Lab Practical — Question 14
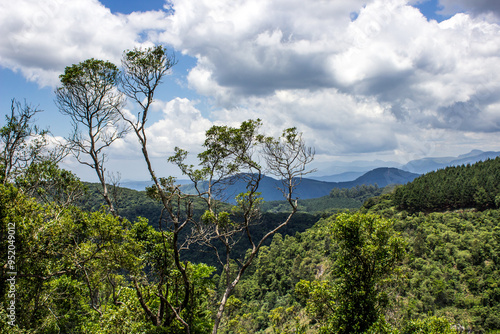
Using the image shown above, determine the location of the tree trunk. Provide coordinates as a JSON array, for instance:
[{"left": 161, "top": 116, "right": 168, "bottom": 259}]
[{"left": 212, "top": 281, "right": 237, "bottom": 334}]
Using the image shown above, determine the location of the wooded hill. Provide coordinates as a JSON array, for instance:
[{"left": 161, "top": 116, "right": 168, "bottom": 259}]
[
  {"left": 70, "top": 158, "right": 500, "bottom": 333},
  {"left": 121, "top": 167, "right": 419, "bottom": 195},
  {"left": 2, "top": 157, "right": 500, "bottom": 333},
  {"left": 219, "top": 158, "right": 500, "bottom": 333},
  {"left": 165, "top": 167, "right": 418, "bottom": 203},
  {"left": 77, "top": 167, "right": 413, "bottom": 223},
  {"left": 391, "top": 157, "right": 500, "bottom": 213}
]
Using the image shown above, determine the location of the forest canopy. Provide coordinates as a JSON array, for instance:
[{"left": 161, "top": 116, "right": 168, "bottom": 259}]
[{"left": 1, "top": 46, "right": 500, "bottom": 333}]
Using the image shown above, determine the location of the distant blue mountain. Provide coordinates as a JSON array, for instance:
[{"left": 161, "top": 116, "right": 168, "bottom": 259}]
[
  {"left": 402, "top": 150, "right": 500, "bottom": 174},
  {"left": 179, "top": 167, "right": 419, "bottom": 203},
  {"left": 120, "top": 150, "right": 498, "bottom": 203},
  {"left": 309, "top": 171, "right": 365, "bottom": 182}
]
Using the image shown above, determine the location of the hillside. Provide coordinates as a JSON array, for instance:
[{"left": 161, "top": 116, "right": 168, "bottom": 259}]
[
  {"left": 308, "top": 171, "right": 365, "bottom": 182},
  {"left": 224, "top": 158, "right": 500, "bottom": 333},
  {"left": 351, "top": 167, "right": 418, "bottom": 187},
  {"left": 181, "top": 167, "right": 419, "bottom": 203},
  {"left": 4, "top": 155, "right": 500, "bottom": 333},
  {"left": 391, "top": 157, "right": 500, "bottom": 213}
]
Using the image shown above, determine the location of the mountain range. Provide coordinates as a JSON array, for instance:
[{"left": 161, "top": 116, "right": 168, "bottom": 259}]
[
  {"left": 309, "top": 149, "right": 500, "bottom": 182},
  {"left": 178, "top": 168, "right": 419, "bottom": 203},
  {"left": 119, "top": 150, "right": 499, "bottom": 202},
  {"left": 401, "top": 149, "right": 500, "bottom": 174}
]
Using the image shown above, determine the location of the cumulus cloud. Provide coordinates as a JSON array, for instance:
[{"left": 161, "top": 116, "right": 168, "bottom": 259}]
[
  {"left": 160, "top": 0, "right": 500, "bottom": 143},
  {"left": 437, "top": 0, "right": 500, "bottom": 17},
  {"left": 76, "top": 97, "right": 214, "bottom": 180},
  {"left": 161, "top": 0, "right": 368, "bottom": 102},
  {"left": 143, "top": 97, "right": 213, "bottom": 156},
  {"left": 2, "top": 0, "right": 500, "bottom": 172},
  {"left": 101, "top": 97, "right": 212, "bottom": 159},
  {"left": 0, "top": 0, "right": 169, "bottom": 87},
  {"left": 209, "top": 88, "right": 398, "bottom": 156}
]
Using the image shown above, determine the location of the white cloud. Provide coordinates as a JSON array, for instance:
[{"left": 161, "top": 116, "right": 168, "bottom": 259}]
[
  {"left": 162, "top": 0, "right": 500, "bottom": 152},
  {"left": 438, "top": 0, "right": 500, "bottom": 18},
  {"left": 209, "top": 88, "right": 398, "bottom": 156},
  {"left": 2, "top": 0, "right": 500, "bottom": 176},
  {"left": 66, "top": 97, "right": 214, "bottom": 181},
  {"left": 143, "top": 97, "right": 213, "bottom": 156},
  {"left": 161, "top": 0, "right": 368, "bottom": 100},
  {"left": 0, "top": 0, "right": 169, "bottom": 87}
]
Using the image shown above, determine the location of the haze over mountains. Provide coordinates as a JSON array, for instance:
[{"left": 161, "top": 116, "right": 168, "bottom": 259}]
[
  {"left": 186, "top": 168, "right": 419, "bottom": 203},
  {"left": 309, "top": 149, "right": 500, "bottom": 181},
  {"left": 120, "top": 150, "right": 500, "bottom": 202},
  {"left": 401, "top": 150, "right": 500, "bottom": 174}
]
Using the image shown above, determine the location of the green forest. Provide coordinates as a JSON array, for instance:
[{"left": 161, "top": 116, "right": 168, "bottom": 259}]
[{"left": 1, "top": 45, "right": 500, "bottom": 334}]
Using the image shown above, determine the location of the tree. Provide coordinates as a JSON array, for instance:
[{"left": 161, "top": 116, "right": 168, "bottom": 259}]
[
  {"left": 297, "top": 213, "right": 405, "bottom": 333},
  {"left": 1, "top": 177, "right": 215, "bottom": 333},
  {"left": 401, "top": 316, "right": 456, "bottom": 334},
  {"left": 1, "top": 99, "right": 44, "bottom": 184},
  {"left": 55, "top": 58, "right": 128, "bottom": 216},
  {"left": 0, "top": 99, "right": 65, "bottom": 185},
  {"left": 16, "top": 160, "right": 85, "bottom": 206},
  {"left": 119, "top": 45, "right": 200, "bottom": 332},
  {"left": 119, "top": 45, "right": 177, "bottom": 185},
  {"left": 330, "top": 213, "right": 405, "bottom": 333},
  {"left": 1, "top": 99, "right": 78, "bottom": 205},
  {"left": 169, "top": 120, "right": 315, "bottom": 334}
]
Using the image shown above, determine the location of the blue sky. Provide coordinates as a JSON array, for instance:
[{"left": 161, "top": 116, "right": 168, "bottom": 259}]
[
  {"left": 1, "top": 0, "right": 500, "bottom": 181},
  {"left": 100, "top": 0, "right": 167, "bottom": 14}
]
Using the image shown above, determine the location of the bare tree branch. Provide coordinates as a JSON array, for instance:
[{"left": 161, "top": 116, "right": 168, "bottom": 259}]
[{"left": 55, "top": 59, "right": 128, "bottom": 216}]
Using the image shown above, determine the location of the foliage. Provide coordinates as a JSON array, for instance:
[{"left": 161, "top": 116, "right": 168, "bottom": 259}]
[
  {"left": 392, "top": 157, "right": 500, "bottom": 212},
  {"left": 4, "top": 149, "right": 500, "bottom": 333},
  {"left": 0, "top": 99, "right": 70, "bottom": 193},
  {"left": 0, "top": 183, "right": 215, "bottom": 333},
  {"left": 120, "top": 45, "right": 176, "bottom": 111},
  {"left": 7, "top": 46, "right": 500, "bottom": 334},
  {"left": 389, "top": 209, "right": 500, "bottom": 332},
  {"left": 401, "top": 316, "right": 456, "bottom": 334},
  {"left": 361, "top": 159, "right": 500, "bottom": 331},
  {"left": 167, "top": 119, "right": 315, "bottom": 333},
  {"left": 220, "top": 207, "right": 500, "bottom": 333},
  {"left": 262, "top": 195, "right": 362, "bottom": 214},
  {"left": 261, "top": 184, "right": 388, "bottom": 214},
  {"left": 17, "top": 160, "right": 86, "bottom": 206},
  {"left": 216, "top": 222, "right": 331, "bottom": 333},
  {"left": 329, "top": 213, "right": 405, "bottom": 333},
  {"left": 330, "top": 184, "right": 383, "bottom": 202},
  {"left": 0, "top": 99, "right": 47, "bottom": 184},
  {"left": 297, "top": 213, "right": 406, "bottom": 334},
  {"left": 56, "top": 58, "right": 128, "bottom": 215}
]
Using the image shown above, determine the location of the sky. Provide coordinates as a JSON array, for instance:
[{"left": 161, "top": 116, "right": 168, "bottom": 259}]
[{"left": 1, "top": 0, "right": 500, "bottom": 181}]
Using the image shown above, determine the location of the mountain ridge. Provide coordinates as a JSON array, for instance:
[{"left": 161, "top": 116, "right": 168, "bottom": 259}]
[
  {"left": 119, "top": 150, "right": 499, "bottom": 202},
  {"left": 311, "top": 150, "right": 500, "bottom": 180},
  {"left": 402, "top": 150, "right": 500, "bottom": 174},
  {"left": 179, "top": 167, "right": 419, "bottom": 203}
]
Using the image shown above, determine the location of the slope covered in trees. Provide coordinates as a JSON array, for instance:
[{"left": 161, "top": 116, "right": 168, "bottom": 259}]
[
  {"left": 392, "top": 157, "right": 500, "bottom": 213},
  {"left": 217, "top": 161, "right": 500, "bottom": 333},
  {"left": 222, "top": 209, "right": 500, "bottom": 333}
]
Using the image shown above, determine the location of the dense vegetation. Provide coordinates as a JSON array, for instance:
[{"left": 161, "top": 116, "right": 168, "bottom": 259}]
[
  {"left": 0, "top": 183, "right": 215, "bottom": 333},
  {"left": 216, "top": 160, "right": 500, "bottom": 333},
  {"left": 261, "top": 184, "right": 386, "bottom": 214},
  {"left": 392, "top": 157, "right": 500, "bottom": 213},
  {"left": 2, "top": 44, "right": 500, "bottom": 333},
  {"left": 4, "top": 156, "right": 500, "bottom": 332}
]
